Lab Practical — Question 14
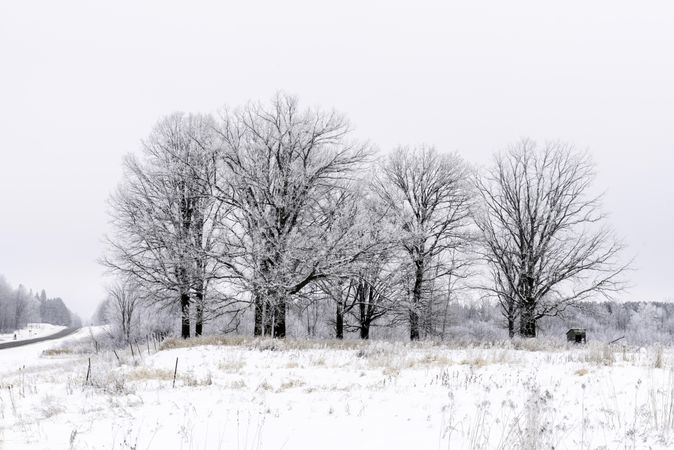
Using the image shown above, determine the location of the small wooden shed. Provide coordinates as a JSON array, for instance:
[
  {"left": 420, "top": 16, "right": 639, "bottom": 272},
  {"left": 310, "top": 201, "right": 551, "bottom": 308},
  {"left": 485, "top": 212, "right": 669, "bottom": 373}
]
[{"left": 566, "top": 328, "right": 587, "bottom": 344}]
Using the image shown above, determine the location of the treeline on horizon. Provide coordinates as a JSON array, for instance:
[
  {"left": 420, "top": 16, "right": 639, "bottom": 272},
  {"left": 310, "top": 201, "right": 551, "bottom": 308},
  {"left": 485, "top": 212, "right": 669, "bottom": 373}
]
[
  {"left": 99, "top": 93, "right": 630, "bottom": 343},
  {"left": 423, "top": 300, "right": 674, "bottom": 346},
  {"left": 0, "top": 275, "right": 81, "bottom": 333}
]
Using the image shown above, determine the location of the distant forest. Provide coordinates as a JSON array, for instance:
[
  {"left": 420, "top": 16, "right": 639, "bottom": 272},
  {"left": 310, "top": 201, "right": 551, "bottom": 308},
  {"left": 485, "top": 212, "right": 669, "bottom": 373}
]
[
  {"left": 0, "top": 275, "right": 80, "bottom": 333},
  {"left": 410, "top": 300, "right": 674, "bottom": 346}
]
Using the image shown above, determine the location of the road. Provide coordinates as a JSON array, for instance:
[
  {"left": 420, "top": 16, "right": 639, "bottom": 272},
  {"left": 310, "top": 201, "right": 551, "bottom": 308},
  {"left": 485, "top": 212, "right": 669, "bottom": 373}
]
[{"left": 0, "top": 327, "right": 80, "bottom": 350}]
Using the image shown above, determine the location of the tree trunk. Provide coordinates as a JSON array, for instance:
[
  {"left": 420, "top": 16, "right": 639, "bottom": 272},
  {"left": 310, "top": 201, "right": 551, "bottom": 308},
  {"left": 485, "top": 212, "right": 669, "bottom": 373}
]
[
  {"left": 263, "top": 299, "right": 274, "bottom": 336},
  {"left": 519, "top": 303, "right": 536, "bottom": 338},
  {"left": 125, "top": 311, "right": 132, "bottom": 342},
  {"left": 193, "top": 211, "right": 205, "bottom": 337},
  {"left": 273, "top": 300, "right": 286, "bottom": 338},
  {"left": 121, "top": 309, "right": 128, "bottom": 342},
  {"left": 508, "top": 317, "right": 515, "bottom": 338},
  {"left": 506, "top": 298, "right": 517, "bottom": 339},
  {"left": 195, "top": 291, "right": 204, "bottom": 337},
  {"left": 180, "top": 291, "right": 191, "bottom": 339},
  {"left": 335, "top": 300, "right": 344, "bottom": 339},
  {"left": 410, "top": 259, "right": 424, "bottom": 341},
  {"left": 254, "top": 293, "right": 264, "bottom": 336},
  {"left": 441, "top": 274, "right": 452, "bottom": 340},
  {"left": 306, "top": 306, "right": 314, "bottom": 337},
  {"left": 409, "top": 310, "right": 420, "bottom": 341},
  {"left": 360, "top": 322, "right": 370, "bottom": 340}
]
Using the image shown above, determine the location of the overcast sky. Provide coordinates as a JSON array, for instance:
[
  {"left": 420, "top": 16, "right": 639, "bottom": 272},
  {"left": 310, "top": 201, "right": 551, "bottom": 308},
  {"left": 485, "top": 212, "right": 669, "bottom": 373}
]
[{"left": 1, "top": 1, "right": 672, "bottom": 320}]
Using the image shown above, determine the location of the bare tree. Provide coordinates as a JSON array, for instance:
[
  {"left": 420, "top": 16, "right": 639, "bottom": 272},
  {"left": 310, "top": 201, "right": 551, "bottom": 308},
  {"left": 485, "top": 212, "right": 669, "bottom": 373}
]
[
  {"left": 102, "top": 113, "right": 224, "bottom": 338},
  {"left": 348, "top": 259, "right": 404, "bottom": 339},
  {"left": 345, "top": 209, "right": 404, "bottom": 340},
  {"left": 211, "top": 93, "right": 372, "bottom": 338},
  {"left": 315, "top": 188, "right": 395, "bottom": 339},
  {"left": 474, "top": 139, "right": 627, "bottom": 337},
  {"left": 319, "top": 258, "right": 401, "bottom": 341},
  {"left": 106, "top": 278, "right": 142, "bottom": 343},
  {"left": 373, "top": 146, "right": 473, "bottom": 340},
  {"left": 425, "top": 249, "right": 474, "bottom": 339},
  {"left": 318, "top": 278, "right": 355, "bottom": 339}
]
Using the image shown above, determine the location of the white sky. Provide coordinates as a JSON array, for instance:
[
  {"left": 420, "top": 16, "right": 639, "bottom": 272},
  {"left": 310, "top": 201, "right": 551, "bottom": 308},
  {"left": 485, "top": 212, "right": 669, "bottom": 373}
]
[{"left": 1, "top": 1, "right": 672, "bottom": 320}]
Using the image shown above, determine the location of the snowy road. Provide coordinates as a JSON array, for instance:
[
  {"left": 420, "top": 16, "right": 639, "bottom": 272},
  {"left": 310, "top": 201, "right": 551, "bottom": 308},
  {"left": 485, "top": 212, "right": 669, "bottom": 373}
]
[
  {"left": 0, "top": 327, "right": 91, "bottom": 376},
  {"left": 0, "top": 327, "right": 79, "bottom": 350}
]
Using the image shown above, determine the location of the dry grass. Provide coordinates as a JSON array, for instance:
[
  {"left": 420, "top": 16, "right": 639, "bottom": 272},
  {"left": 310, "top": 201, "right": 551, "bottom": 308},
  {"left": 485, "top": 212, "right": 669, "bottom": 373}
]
[
  {"left": 40, "top": 394, "right": 64, "bottom": 418},
  {"left": 159, "top": 335, "right": 376, "bottom": 352},
  {"left": 251, "top": 338, "right": 370, "bottom": 352},
  {"left": 310, "top": 355, "right": 326, "bottom": 366},
  {"left": 159, "top": 335, "right": 249, "bottom": 350},
  {"left": 575, "top": 368, "right": 589, "bottom": 376},
  {"left": 583, "top": 345, "right": 616, "bottom": 366},
  {"left": 184, "top": 373, "right": 213, "bottom": 387},
  {"left": 355, "top": 343, "right": 392, "bottom": 359},
  {"left": 460, "top": 357, "right": 488, "bottom": 368},
  {"left": 383, "top": 366, "right": 401, "bottom": 377},
  {"left": 510, "top": 337, "right": 566, "bottom": 352},
  {"left": 278, "top": 379, "right": 306, "bottom": 391},
  {"left": 225, "top": 379, "right": 247, "bottom": 389},
  {"left": 158, "top": 335, "right": 587, "bottom": 363},
  {"left": 127, "top": 367, "right": 175, "bottom": 381},
  {"left": 126, "top": 367, "right": 214, "bottom": 387},
  {"left": 42, "top": 348, "right": 73, "bottom": 357},
  {"left": 217, "top": 359, "right": 245, "bottom": 372},
  {"left": 414, "top": 353, "right": 454, "bottom": 367},
  {"left": 256, "top": 380, "right": 273, "bottom": 391},
  {"left": 91, "top": 372, "right": 135, "bottom": 395}
]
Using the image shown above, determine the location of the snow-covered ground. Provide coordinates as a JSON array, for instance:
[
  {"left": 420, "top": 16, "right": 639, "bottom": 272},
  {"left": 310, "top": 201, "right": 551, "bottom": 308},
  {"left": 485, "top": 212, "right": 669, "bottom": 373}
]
[
  {"left": 0, "top": 323, "right": 66, "bottom": 343},
  {"left": 2, "top": 331, "right": 674, "bottom": 449},
  {"left": 0, "top": 327, "right": 95, "bottom": 378}
]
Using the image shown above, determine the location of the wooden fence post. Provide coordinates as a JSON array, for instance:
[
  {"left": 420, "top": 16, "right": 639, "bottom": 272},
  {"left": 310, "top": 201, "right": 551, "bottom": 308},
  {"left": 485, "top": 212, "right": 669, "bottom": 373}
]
[
  {"left": 84, "top": 358, "right": 91, "bottom": 386},
  {"left": 172, "top": 357, "right": 179, "bottom": 388}
]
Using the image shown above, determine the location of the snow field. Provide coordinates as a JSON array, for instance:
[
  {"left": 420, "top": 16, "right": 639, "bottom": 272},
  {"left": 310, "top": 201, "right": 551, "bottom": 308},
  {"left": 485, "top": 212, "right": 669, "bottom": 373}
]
[{"left": 2, "top": 332, "right": 674, "bottom": 449}]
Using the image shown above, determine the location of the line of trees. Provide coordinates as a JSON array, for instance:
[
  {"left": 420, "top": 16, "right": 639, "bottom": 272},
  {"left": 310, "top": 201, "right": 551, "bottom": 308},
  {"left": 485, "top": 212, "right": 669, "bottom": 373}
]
[
  {"left": 0, "top": 276, "right": 79, "bottom": 332},
  {"left": 101, "top": 94, "right": 626, "bottom": 341}
]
